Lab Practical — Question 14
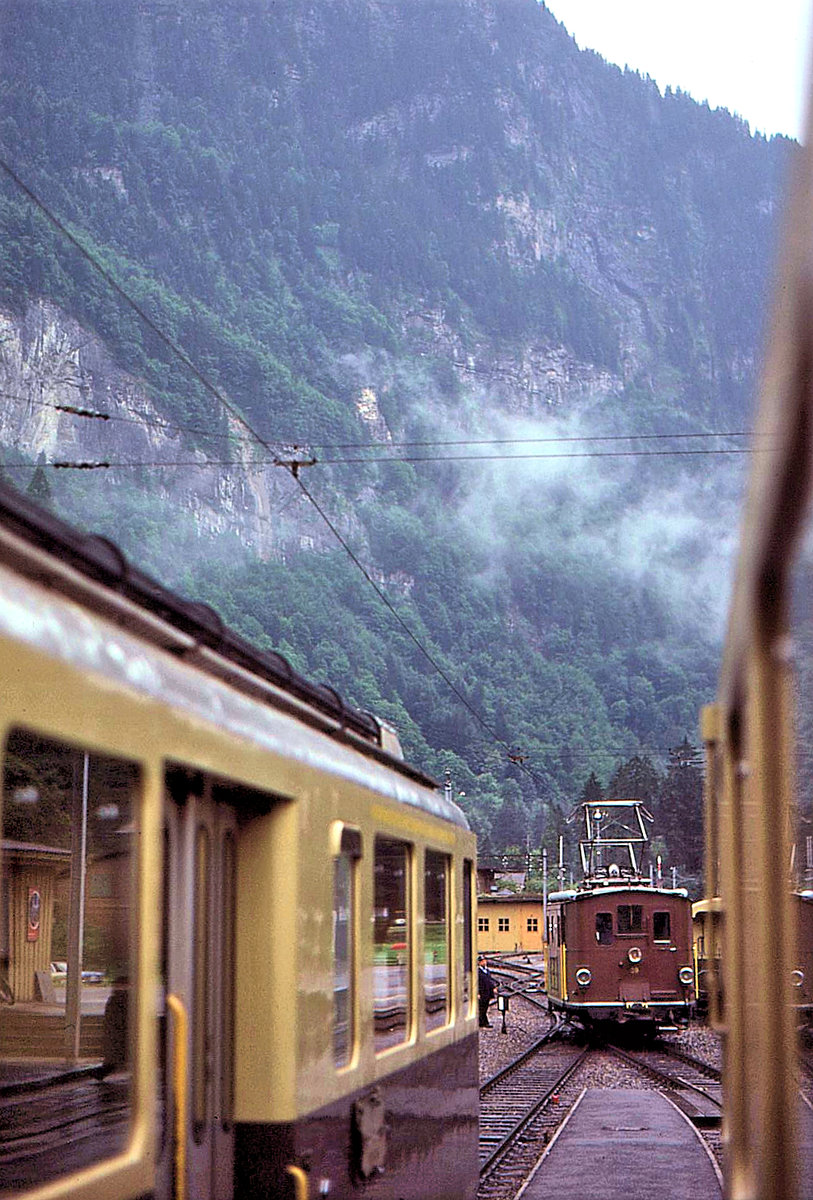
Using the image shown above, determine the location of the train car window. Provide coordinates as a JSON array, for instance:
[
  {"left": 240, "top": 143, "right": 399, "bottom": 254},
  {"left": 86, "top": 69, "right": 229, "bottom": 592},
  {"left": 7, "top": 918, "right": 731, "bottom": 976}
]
[
  {"left": 616, "top": 904, "right": 643, "bottom": 934},
  {"left": 373, "top": 837, "right": 411, "bottom": 1052},
  {"left": 424, "top": 851, "right": 449, "bottom": 1032},
  {"left": 462, "top": 859, "right": 473, "bottom": 1007},
  {"left": 596, "top": 912, "right": 613, "bottom": 944},
  {"left": 333, "top": 828, "right": 361, "bottom": 1068},
  {"left": 0, "top": 728, "right": 139, "bottom": 1190},
  {"left": 192, "top": 824, "right": 211, "bottom": 1144},
  {"left": 653, "top": 911, "right": 671, "bottom": 942}
]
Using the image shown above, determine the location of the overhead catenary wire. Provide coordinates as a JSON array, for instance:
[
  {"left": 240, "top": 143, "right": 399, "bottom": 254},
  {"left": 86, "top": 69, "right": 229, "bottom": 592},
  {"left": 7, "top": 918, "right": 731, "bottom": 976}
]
[
  {"left": 0, "top": 157, "right": 280, "bottom": 459},
  {"left": 1, "top": 155, "right": 553, "bottom": 780},
  {"left": 0, "top": 388, "right": 759, "bottom": 448},
  {"left": 0, "top": 156, "right": 713, "bottom": 785},
  {"left": 2, "top": 445, "right": 760, "bottom": 471}
]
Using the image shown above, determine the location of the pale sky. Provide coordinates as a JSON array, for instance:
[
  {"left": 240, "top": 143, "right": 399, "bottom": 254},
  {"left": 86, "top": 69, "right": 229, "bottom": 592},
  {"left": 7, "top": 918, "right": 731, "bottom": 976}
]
[{"left": 544, "top": 0, "right": 813, "bottom": 141}]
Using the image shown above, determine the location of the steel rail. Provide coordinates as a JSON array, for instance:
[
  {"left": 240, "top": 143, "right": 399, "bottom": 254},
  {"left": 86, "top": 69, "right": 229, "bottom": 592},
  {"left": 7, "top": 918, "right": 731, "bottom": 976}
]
[
  {"left": 607, "top": 1044, "right": 723, "bottom": 1123},
  {"left": 479, "top": 1041, "right": 589, "bottom": 1182}
]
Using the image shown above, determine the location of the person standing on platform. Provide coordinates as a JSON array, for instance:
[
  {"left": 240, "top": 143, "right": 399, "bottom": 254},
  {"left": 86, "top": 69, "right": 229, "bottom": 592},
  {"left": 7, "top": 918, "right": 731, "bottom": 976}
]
[{"left": 478, "top": 957, "right": 497, "bottom": 1028}]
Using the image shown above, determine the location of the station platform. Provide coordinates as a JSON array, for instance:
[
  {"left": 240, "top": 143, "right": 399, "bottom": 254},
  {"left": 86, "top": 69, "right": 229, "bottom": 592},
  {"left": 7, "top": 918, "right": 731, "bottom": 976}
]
[{"left": 518, "top": 1088, "right": 722, "bottom": 1200}]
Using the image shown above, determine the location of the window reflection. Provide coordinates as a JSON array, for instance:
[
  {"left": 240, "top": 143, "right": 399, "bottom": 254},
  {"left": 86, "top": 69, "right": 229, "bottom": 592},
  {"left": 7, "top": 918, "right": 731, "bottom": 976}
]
[
  {"left": 0, "top": 729, "right": 139, "bottom": 1191},
  {"left": 424, "top": 851, "right": 449, "bottom": 1032},
  {"left": 374, "top": 837, "right": 410, "bottom": 1052},
  {"left": 333, "top": 852, "right": 353, "bottom": 1066}
]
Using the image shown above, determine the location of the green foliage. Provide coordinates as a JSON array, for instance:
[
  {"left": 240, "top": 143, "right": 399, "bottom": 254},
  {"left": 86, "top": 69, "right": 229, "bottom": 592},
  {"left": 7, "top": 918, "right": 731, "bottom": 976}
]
[{"left": 0, "top": 0, "right": 784, "bottom": 877}]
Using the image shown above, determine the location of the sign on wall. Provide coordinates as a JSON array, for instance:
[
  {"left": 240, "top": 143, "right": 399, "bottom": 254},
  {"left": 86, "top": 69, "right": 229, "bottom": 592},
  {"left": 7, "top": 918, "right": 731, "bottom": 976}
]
[{"left": 27, "top": 887, "right": 41, "bottom": 942}]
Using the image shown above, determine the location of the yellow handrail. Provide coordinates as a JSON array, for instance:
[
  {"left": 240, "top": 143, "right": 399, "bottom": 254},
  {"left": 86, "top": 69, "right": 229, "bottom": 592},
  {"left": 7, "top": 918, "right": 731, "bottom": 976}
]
[
  {"left": 286, "top": 1164, "right": 309, "bottom": 1199},
  {"left": 167, "top": 993, "right": 188, "bottom": 1200}
]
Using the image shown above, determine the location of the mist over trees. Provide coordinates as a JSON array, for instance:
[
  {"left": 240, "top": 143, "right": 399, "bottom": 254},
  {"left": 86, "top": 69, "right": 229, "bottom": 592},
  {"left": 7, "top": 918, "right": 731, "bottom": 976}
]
[{"left": 0, "top": 0, "right": 790, "bottom": 863}]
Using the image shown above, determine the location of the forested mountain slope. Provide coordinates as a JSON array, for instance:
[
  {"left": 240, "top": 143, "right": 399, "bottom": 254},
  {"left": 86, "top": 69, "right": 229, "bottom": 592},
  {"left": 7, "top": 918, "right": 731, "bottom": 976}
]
[{"left": 0, "top": 0, "right": 793, "bottom": 869}]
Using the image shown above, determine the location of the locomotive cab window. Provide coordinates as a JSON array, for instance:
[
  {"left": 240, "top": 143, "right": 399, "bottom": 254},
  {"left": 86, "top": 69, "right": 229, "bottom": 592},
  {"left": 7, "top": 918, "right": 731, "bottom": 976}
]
[
  {"left": 374, "top": 837, "right": 411, "bottom": 1052},
  {"left": 653, "top": 911, "right": 671, "bottom": 942},
  {"left": 332, "top": 825, "right": 361, "bottom": 1068},
  {"left": 0, "top": 728, "right": 140, "bottom": 1191},
  {"left": 596, "top": 912, "right": 613, "bottom": 944},
  {"left": 424, "top": 850, "right": 449, "bottom": 1032},
  {"left": 617, "top": 904, "right": 643, "bottom": 934}
]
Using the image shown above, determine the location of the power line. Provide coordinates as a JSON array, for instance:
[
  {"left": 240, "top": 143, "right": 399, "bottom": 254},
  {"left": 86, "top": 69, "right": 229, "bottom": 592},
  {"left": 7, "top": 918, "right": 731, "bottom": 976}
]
[
  {"left": 0, "top": 157, "right": 279, "bottom": 458},
  {"left": 289, "top": 471, "right": 552, "bottom": 791},
  {"left": 1, "top": 388, "right": 757, "bottom": 453},
  {"left": 0, "top": 158, "right": 719, "bottom": 787},
  {"left": 0, "top": 156, "right": 549, "bottom": 779},
  {"left": 1, "top": 445, "right": 759, "bottom": 471},
  {"left": 316, "top": 447, "right": 757, "bottom": 463}
]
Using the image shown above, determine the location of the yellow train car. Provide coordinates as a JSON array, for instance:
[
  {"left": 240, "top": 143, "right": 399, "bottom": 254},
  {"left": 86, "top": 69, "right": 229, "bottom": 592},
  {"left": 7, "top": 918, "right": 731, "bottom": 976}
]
[
  {"left": 691, "top": 896, "right": 723, "bottom": 1016},
  {"left": 701, "top": 48, "right": 813, "bottom": 1198},
  {"left": 476, "top": 893, "right": 544, "bottom": 954},
  {"left": 0, "top": 484, "right": 479, "bottom": 1200}
]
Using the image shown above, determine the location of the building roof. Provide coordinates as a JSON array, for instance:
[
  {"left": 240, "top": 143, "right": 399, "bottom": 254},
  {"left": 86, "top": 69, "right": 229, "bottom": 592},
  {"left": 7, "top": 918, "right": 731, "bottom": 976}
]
[{"left": 477, "top": 892, "right": 543, "bottom": 904}]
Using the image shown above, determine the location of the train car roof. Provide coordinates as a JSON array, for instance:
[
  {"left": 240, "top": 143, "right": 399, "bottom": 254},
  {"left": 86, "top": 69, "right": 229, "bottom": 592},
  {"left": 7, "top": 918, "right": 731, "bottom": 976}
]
[
  {"left": 549, "top": 885, "right": 689, "bottom": 902},
  {"left": 0, "top": 482, "right": 471, "bottom": 829}
]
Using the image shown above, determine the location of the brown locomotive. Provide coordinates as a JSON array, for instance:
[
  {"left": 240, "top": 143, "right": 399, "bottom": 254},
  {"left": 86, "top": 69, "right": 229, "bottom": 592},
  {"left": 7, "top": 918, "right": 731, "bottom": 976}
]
[{"left": 546, "top": 800, "right": 695, "bottom": 1031}]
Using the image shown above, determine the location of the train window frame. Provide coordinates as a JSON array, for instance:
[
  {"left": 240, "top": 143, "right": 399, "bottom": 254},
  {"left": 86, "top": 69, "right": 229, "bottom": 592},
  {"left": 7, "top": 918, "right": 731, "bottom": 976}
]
[
  {"left": 596, "top": 912, "right": 613, "bottom": 945},
  {"left": 424, "top": 849, "right": 450, "bottom": 1034},
  {"left": 373, "top": 835, "right": 412, "bottom": 1055},
  {"left": 0, "top": 727, "right": 142, "bottom": 1190},
  {"left": 219, "top": 829, "right": 237, "bottom": 1129},
  {"left": 653, "top": 911, "right": 671, "bottom": 943},
  {"left": 192, "top": 822, "right": 212, "bottom": 1145},
  {"left": 330, "top": 822, "right": 361, "bottom": 1071},
  {"left": 462, "top": 858, "right": 474, "bottom": 1012},
  {"left": 616, "top": 904, "right": 643, "bottom": 935}
]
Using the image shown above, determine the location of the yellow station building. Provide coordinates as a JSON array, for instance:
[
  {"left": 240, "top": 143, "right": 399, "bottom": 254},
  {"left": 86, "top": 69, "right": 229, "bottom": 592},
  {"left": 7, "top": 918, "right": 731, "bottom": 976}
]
[{"left": 476, "top": 893, "right": 544, "bottom": 954}]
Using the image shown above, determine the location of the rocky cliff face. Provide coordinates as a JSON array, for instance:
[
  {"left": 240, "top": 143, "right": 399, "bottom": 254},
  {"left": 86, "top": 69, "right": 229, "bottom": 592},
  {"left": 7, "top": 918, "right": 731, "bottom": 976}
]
[
  {"left": 0, "top": 0, "right": 791, "bottom": 551},
  {"left": 0, "top": 299, "right": 286, "bottom": 554}
]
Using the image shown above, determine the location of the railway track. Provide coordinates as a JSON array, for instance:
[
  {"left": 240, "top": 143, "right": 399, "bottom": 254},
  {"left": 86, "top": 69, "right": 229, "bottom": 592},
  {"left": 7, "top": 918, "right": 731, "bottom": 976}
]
[
  {"left": 485, "top": 955, "right": 548, "bottom": 1013},
  {"left": 478, "top": 1024, "right": 588, "bottom": 1199},
  {"left": 606, "top": 1041, "right": 723, "bottom": 1127}
]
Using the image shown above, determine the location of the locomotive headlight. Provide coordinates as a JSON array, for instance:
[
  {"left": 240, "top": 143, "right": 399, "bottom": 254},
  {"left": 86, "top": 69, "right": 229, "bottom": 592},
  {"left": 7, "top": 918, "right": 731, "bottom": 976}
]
[
  {"left": 627, "top": 946, "right": 642, "bottom": 964},
  {"left": 791, "top": 969, "right": 805, "bottom": 988},
  {"left": 575, "top": 967, "right": 592, "bottom": 987},
  {"left": 679, "top": 966, "right": 694, "bottom": 986}
]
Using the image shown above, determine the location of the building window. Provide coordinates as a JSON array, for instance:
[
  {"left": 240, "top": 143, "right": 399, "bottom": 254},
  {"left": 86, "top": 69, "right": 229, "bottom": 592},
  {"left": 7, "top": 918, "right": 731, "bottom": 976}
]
[
  {"left": 527, "top": 917, "right": 538, "bottom": 932},
  {"left": 653, "top": 911, "right": 671, "bottom": 942},
  {"left": 478, "top": 917, "right": 489, "bottom": 932},
  {"left": 498, "top": 917, "right": 510, "bottom": 932}
]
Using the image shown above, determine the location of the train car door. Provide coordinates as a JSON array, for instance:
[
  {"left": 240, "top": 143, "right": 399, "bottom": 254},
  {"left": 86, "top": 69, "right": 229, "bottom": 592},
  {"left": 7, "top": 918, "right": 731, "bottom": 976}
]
[{"left": 162, "top": 768, "right": 237, "bottom": 1200}]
